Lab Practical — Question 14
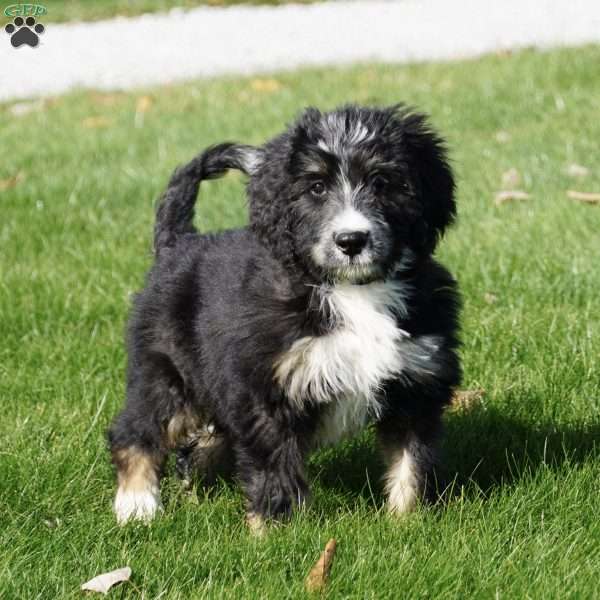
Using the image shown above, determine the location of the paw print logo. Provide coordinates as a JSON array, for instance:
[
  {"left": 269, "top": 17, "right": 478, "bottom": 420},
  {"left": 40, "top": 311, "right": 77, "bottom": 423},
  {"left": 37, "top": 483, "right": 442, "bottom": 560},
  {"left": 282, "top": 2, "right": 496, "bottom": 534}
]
[{"left": 5, "top": 16, "right": 45, "bottom": 48}]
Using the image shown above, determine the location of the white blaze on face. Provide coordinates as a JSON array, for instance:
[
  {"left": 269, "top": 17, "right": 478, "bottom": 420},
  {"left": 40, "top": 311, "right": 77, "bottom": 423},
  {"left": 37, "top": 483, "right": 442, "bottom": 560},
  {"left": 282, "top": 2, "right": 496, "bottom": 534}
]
[
  {"left": 331, "top": 205, "right": 371, "bottom": 235},
  {"left": 311, "top": 203, "right": 374, "bottom": 271},
  {"left": 317, "top": 118, "right": 375, "bottom": 154},
  {"left": 311, "top": 124, "right": 377, "bottom": 276}
]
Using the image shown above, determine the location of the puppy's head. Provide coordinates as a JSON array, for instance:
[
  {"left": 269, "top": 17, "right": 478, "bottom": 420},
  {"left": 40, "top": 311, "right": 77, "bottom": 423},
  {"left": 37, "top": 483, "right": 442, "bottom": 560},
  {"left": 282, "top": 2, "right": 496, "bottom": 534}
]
[{"left": 248, "top": 105, "right": 455, "bottom": 284}]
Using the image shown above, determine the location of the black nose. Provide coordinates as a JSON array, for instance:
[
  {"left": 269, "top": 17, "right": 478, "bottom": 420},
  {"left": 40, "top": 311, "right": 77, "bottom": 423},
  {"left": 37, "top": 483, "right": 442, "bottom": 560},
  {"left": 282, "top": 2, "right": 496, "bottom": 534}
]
[{"left": 334, "top": 230, "right": 370, "bottom": 256}]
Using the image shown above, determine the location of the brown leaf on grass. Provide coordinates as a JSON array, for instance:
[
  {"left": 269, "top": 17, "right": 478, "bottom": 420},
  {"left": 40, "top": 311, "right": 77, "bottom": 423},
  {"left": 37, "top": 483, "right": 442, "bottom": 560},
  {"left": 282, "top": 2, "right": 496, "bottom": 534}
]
[
  {"left": 134, "top": 96, "right": 153, "bottom": 128},
  {"left": 494, "top": 190, "right": 530, "bottom": 205},
  {"left": 566, "top": 163, "right": 589, "bottom": 178},
  {"left": 450, "top": 389, "right": 485, "bottom": 413},
  {"left": 136, "top": 95, "right": 153, "bottom": 114},
  {"left": 567, "top": 190, "right": 600, "bottom": 205},
  {"left": 90, "top": 92, "right": 123, "bottom": 107},
  {"left": 305, "top": 538, "right": 337, "bottom": 593},
  {"left": 82, "top": 116, "right": 114, "bottom": 129},
  {"left": 250, "top": 78, "right": 282, "bottom": 93},
  {"left": 81, "top": 567, "right": 131, "bottom": 595},
  {"left": 501, "top": 168, "right": 521, "bottom": 189},
  {"left": 0, "top": 171, "right": 25, "bottom": 191}
]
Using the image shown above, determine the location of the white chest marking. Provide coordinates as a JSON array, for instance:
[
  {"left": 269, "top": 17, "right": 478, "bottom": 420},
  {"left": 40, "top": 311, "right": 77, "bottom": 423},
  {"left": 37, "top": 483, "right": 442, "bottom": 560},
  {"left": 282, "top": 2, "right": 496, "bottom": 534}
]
[{"left": 275, "top": 281, "right": 416, "bottom": 445}]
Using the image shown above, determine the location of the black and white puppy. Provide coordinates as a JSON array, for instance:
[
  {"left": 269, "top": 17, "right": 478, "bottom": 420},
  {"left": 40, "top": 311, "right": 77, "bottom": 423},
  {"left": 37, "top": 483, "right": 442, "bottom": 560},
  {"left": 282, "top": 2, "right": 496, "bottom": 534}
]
[{"left": 108, "top": 105, "right": 461, "bottom": 528}]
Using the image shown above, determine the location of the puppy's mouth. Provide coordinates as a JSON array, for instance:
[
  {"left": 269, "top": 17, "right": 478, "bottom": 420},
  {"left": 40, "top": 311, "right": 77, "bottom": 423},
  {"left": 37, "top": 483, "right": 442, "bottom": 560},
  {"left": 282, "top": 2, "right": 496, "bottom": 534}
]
[
  {"left": 311, "top": 240, "right": 389, "bottom": 284},
  {"left": 325, "top": 257, "right": 384, "bottom": 285},
  {"left": 310, "top": 211, "right": 394, "bottom": 284},
  {"left": 318, "top": 247, "right": 416, "bottom": 285}
]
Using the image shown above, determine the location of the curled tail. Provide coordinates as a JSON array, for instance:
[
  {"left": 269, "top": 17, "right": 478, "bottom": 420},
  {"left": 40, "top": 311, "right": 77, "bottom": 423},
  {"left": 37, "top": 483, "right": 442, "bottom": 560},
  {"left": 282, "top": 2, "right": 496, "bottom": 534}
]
[{"left": 154, "top": 142, "right": 262, "bottom": 254}]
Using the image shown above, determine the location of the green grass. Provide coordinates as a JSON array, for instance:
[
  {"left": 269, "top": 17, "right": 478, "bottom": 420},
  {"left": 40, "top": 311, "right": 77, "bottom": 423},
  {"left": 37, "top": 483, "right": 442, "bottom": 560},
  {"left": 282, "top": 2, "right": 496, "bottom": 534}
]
[
  {"left": 37, "top": 0, "right": 314, "bottom": 23},
  {"left": 1, "top": 46, "right": 600, "bottom": 599}
]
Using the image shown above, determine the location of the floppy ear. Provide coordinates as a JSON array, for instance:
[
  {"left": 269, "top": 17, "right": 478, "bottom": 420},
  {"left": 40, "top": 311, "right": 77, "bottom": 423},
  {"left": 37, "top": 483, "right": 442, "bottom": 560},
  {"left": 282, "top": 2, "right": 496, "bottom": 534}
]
[
  {"left": 248, "top": 108, "right": 325, "bottom": 273},
  {"left": 400, "top": 111, "right": 456, "bottom": 254},
  {"left": 247, "top": 133, "right": 298, "bottom": 270}
]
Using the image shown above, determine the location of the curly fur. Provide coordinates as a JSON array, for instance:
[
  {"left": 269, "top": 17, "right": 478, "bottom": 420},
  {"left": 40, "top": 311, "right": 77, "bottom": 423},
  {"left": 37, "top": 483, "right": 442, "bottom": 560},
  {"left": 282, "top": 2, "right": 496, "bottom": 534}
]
[{"left": 108, "top": 104, "right": 461, "bottom": 525}]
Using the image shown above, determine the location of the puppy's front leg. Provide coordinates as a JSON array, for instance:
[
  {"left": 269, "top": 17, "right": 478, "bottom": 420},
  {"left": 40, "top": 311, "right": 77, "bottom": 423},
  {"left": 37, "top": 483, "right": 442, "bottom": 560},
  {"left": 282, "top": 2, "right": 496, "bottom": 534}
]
[
  {"left": 377, "top": 416, "right": 441, "bottom": 515},
  {"left": 235, "top": 411, "right": 309, "bottom": 528}
]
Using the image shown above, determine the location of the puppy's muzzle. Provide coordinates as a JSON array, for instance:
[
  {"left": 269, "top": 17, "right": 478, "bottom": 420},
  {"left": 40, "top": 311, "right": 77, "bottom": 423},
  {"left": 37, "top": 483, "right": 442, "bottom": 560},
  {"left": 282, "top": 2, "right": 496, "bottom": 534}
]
[{"left": 333, "top": 230, "right": 370, "bottom": 257}]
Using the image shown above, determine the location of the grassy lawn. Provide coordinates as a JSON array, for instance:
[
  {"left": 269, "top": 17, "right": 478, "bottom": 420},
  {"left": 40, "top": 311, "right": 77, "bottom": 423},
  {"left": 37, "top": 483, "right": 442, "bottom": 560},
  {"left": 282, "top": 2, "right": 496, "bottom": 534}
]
[
  {"left": 37, "top": 0, "right": 314, "bottom": 23},
  {"left": 1, "top": 46, "right": 600, "bottom": 598}
]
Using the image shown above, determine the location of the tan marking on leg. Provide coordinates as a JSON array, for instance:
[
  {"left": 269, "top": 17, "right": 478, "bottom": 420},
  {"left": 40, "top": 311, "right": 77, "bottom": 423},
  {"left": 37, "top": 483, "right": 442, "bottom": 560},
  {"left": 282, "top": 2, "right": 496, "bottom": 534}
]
[
  {"left": 166, "top": 406, "right": 202, "bottom": 449},
  {"left": 113, "top": 447, "right": 162, "bottom": 525},
  {"left": 186, "top": 429, "right": 233, "bottom": 483}
]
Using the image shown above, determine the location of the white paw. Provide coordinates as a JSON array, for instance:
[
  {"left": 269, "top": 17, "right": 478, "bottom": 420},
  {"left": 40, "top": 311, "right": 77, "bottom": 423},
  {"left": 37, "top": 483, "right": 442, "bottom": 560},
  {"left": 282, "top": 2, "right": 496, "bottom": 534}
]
[
  {"left": 384, "top": 445, "right": 420, "bottom": 515},
  {"left": 114, "top": 485, "right": 162, "bottom": 525},
  {"left": 246, "top": 512, "right": 268, "bottom": 538},
  {"left": 386, "top": 485, "right": 418, "bottom": 515}
]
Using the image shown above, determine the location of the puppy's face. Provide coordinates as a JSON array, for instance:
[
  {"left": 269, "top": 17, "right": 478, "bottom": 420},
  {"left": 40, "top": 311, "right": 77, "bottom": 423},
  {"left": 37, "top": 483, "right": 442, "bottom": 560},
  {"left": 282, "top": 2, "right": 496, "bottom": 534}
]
[
  {"left": 288, "top": 112, "right": 415, "bottom": 284},
  {"left": 249, "top": 106, "right": 455, "bottom": 284}
]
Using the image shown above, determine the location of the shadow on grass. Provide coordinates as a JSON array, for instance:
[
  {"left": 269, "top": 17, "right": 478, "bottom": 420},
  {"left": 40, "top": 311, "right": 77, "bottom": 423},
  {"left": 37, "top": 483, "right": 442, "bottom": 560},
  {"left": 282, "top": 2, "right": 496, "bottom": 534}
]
[
  {"left": 179, "top": 402, "right": 599, "bottom": 512},
  {"left": 309, "top": 405, "right": 600, "bottom": 505}
]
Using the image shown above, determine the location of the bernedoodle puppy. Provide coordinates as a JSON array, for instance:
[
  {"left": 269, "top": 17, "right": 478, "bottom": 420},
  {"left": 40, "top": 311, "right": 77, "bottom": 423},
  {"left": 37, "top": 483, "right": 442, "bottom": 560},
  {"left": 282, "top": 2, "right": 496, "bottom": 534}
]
[{"left": 108, "top": 104, "right": 461, "bottom": 530}]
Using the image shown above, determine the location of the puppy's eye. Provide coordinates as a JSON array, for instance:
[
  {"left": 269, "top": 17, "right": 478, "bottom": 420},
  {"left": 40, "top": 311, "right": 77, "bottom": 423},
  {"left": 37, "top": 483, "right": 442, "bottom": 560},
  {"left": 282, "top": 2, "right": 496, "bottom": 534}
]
[
  {"left": 310, "top": 181, "right": 327, "bottom": 197},
  {"left": 371, "top": 174, "right": 389, "bottom": 193}
]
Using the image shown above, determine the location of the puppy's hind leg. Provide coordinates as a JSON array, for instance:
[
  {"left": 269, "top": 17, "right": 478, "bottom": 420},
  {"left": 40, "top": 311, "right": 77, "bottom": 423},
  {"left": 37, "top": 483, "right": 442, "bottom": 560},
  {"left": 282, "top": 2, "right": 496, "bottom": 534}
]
[
  {"left": 108, "top": 354, "right": 184, "bottom": 524},
  {"left": 175, "top": 424, "right": 235, "bottom": 488}
]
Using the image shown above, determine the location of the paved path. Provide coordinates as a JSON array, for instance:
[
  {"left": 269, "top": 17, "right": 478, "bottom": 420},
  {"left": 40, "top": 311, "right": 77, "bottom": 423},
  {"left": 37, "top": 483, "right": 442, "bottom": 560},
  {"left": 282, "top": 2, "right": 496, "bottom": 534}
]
[{"left": 1, "top": 0, "right": 598, "bottom": 101}]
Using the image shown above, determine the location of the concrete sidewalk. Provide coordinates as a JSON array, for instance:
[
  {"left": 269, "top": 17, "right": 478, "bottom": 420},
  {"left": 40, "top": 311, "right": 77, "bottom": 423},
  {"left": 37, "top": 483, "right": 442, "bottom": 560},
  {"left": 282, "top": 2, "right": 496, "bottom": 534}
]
[{"left": 0, "top": 0, "right": 598, "bottom": 101}]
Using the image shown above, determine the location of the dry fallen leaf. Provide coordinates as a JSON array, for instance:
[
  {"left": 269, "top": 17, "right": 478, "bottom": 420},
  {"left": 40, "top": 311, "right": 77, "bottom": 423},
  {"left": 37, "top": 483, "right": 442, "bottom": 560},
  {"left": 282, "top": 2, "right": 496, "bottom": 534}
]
[
  {"left": 134, "top": 95, "right": 153, "bottom": 128},
  {"left": 567, "top": 190, "right": 600, "bottom": 205},
  {"left": 566, "top": 163, "right": 589, "bottom": 178},
  {"left": 90, "top": 92, "right": 122, "bottom": 107},
  {"left": 305, "top": 538, "right": 337, "bottom": 593},
  {"left": 501, "top": 168, "right": 521, "bottom": 189},
  {"left": 494, "top": 190, "right": 530, "bottom": 205},
  {"left": 136, "top": 95, "right": 153, "bottom": 114},
  {"left": 450, "top": 389, "right": 485, "bottom": 413},
  {"left": 82, "top": 116, "right": 113, "bottom": 129},
  {"left": 0, "top": 171, "right": 24, "bottom": 191},
  {"left": 43, "top": 517, "right": 61, "bottom": 529},
  {"left": 81, "top": 567, "right": 131, "bottom": 595},
  {"left": 250, "top": 78, "right": 282, "bottom": 93}
]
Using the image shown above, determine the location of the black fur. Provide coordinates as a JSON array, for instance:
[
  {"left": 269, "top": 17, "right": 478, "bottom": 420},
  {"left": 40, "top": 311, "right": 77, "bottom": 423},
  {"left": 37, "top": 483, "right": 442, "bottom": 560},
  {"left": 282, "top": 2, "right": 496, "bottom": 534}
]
[{"left": 108, "top": 105, "right": 461, "bottom": 522}]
